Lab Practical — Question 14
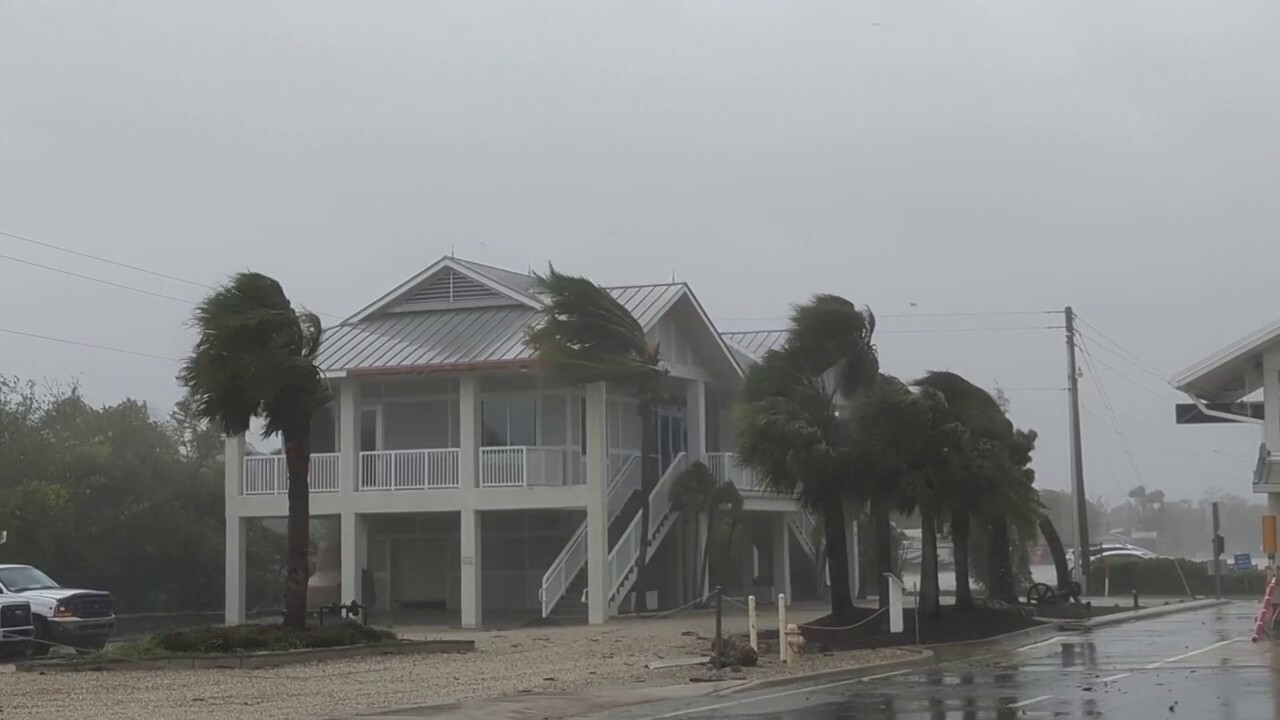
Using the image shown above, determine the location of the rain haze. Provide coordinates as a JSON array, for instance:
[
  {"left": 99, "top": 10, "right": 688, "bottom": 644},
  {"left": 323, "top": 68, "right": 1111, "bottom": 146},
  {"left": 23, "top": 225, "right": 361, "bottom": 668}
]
[{"left": 2, "top": 0, "right": 1277, "bottom": 505}]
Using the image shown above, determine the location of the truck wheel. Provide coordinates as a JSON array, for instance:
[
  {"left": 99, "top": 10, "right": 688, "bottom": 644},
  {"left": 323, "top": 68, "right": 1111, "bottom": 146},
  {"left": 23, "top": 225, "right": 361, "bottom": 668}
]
[{"left": 26, "top": 618, "right": 52, "bottom": 657}]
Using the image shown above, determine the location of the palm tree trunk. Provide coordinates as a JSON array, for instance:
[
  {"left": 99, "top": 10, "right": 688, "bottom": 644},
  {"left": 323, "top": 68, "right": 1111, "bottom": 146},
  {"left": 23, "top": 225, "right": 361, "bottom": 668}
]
[
  {"left": 920, "top": 509, "right": 941, "bottom": 617},
  {"left": 722, "top": 512, "right": 739, "bottom": 587},
  {"left": 1039, "top": 516, "right": 1072, "bottom": 590},
  {"left": 822, "top": 502, "right": 855, "bottom": 618},
  {"left": 700, "top": 508, "right": 715, "bottom": 598},
  {"left": 873, "top": 503, "right": 893, "bottom": 609},
  {"left": 952, "top": 510, "right": 973, "bottom": 610},
  {"left": 987, "top": 519, "right": 1018, "bottom": 604},
  {"left": 282, "top": 424, "right": 312, "bottom": 630},
  {"left": 635, "top": 397, "right": 657, "bottom": 612}
]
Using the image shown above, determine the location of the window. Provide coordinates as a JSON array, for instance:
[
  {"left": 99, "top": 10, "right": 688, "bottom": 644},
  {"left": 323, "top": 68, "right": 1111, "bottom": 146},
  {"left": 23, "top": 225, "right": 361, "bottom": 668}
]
[
  {"left": 360, "top": 408, "right": 380, "bottom": 451},
  {"left": 310, "top": 405, "right": 337, "bottom": 454},
  {"left": 481, "top": 398, "right": 537, "bottom": 446}
]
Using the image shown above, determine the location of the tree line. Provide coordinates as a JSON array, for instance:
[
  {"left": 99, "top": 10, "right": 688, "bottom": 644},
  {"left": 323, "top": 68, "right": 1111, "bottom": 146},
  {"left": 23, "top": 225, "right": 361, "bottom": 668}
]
[{"left": 0, "top": 379, "right": 286, "bottom": 613}]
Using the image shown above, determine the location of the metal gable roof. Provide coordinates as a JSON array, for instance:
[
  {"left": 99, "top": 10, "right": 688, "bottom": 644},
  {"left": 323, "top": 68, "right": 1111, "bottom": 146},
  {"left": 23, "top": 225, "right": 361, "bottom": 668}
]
[
  {"left": 320, "top": 280, "right": 698, "bottom": 374},
  {"left": 1174, "top": 317, "right": 1280, "bottom": 401},
  {"left": 721, "top": 329, "right": 789, "bottom": 362},
  {"left": 607, "top": 284, "right": 685, "bottom": 330}
]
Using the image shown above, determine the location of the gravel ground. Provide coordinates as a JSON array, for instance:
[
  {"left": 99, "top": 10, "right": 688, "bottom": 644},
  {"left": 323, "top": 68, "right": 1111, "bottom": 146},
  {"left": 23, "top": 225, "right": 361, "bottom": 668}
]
[{"left": 0, "top": 610, "right": 915, "bottom": 720}]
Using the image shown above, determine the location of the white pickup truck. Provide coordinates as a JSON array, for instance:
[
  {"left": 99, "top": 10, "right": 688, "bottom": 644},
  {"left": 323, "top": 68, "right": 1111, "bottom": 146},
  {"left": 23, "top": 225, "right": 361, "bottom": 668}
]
[
  {"left": 0, "top": 597, "right": 35, "bottom": 657},
  {"left": 0, "top": 564, "right": 115, "bottom": 654}
]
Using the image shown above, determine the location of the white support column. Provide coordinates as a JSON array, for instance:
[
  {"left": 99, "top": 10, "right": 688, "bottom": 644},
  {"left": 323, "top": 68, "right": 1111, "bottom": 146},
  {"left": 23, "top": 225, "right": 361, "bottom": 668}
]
[
  {"left": 340, "top": 511, "right": 367, "bottom": 605},
  {"left": 460, "top": 376, "right": 481, "bottom": 489},
  {"left": 585, "top": 380, "right": 609, "bottom": 624},
  {"left": 339, "top": 380, "right": 361, "bottom": 494},
  {"left": 225, "top": 516, "right": 246, "bottom": 625},
  {"left": 460, "top": 508, "right": 482, "bottom": 629},
  {"left": 1264, "top": 352, "right": 1280, "bottom": 450},
  {"left": 460, "top": 375, "right": 484, "bottom": 629},
  {"left": 224, "top": 435, "right": 246, "bottom": 625},
  {"left": 685, "top": 379, "right": 707, "bottom": 462},
  {"left": 772, "top": 514, "right": 791, "bottom": 604}
]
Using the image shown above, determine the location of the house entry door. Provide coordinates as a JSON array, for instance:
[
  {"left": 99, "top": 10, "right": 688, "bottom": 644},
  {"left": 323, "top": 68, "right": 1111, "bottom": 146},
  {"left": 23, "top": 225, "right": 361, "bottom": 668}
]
[{"left": 657, "top": 410, "right": 686, "bottom": 474}]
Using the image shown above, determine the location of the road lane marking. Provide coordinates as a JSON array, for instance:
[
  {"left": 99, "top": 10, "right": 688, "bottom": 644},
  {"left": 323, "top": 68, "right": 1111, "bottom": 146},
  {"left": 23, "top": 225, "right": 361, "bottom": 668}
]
[
  {"left": 1009, "top": 695, "right": 1053, "bottom": 708},
  {"left": 638, "top": 668, "right": 913, "bottom": 718},
  {"left": 1143, "top": 637, "right": 1242, "bottom": 669},
  {"left": 1016, "top": 636, "right": 1066, "bottom": 651},
  {"left": 1099, "top": 673, "right": 1132, "bottom": 682}
]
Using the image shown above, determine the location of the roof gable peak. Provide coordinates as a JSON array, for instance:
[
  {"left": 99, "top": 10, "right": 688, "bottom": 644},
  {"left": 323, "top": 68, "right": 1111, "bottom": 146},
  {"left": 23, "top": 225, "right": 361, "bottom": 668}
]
[{"left": 344, "top": 256, "right": 541, "bottom": 324}]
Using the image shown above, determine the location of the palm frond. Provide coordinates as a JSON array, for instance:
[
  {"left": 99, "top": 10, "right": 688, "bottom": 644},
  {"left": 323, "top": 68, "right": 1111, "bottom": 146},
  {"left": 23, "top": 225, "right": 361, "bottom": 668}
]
[
  {"left": 178, "top": 272, "right": 330, "bottom": 438},
  {"left": 525, "top": 266, "right": 664, "bottom": 392}
]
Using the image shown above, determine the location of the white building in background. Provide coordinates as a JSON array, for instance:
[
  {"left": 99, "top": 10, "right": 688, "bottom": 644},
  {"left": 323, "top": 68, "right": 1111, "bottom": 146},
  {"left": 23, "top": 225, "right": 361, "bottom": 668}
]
[
  {"left": 223, "top": 256, "right": 840, "bottom": 627},
  {"left": 1174, "top": 319, "right": 1280, "bottom": 515}
]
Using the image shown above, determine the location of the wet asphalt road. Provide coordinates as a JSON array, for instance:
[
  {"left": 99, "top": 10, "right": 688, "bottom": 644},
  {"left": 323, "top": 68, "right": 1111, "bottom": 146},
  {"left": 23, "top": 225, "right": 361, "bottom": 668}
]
[{"left": 579, "top": 602, "right": 1273, "bottom": 719}]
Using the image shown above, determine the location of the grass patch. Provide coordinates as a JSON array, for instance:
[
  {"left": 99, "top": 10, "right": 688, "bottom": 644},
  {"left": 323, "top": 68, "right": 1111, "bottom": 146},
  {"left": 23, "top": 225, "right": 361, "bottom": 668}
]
[{"left": 155, "top": 621, "right": 395, "bottom": 654}]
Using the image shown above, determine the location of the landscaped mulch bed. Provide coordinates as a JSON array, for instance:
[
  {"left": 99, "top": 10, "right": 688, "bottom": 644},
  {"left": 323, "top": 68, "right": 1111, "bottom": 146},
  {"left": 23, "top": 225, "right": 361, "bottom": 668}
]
[{"left": 798, "top": 606, "right": 1045, "bottom": 651}]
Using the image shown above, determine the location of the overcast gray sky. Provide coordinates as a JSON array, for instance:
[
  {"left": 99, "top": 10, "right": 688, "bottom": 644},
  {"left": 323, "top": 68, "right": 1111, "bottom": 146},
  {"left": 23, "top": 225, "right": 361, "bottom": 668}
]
[{"left": 2, "top": 1, "right": 1276, "bottom": 505}]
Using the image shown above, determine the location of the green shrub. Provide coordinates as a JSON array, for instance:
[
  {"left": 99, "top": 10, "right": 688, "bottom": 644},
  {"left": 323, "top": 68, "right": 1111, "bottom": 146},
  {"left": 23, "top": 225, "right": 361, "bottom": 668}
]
[
  {"left": 1087, "top": 557, "right": 1267, "bottom": 597},
  {"left": 155, "top": 621, "right": 395, "bottom": 655}
]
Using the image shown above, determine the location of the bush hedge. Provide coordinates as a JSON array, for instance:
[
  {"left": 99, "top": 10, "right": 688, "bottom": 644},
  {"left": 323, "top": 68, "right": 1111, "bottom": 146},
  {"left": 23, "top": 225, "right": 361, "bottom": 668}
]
[
  {"left": 1087, "top": 557, "right": 1267, "bottom": 597},
  {"left": 154, "top": 621, "right": 395, "bottom": 655}
]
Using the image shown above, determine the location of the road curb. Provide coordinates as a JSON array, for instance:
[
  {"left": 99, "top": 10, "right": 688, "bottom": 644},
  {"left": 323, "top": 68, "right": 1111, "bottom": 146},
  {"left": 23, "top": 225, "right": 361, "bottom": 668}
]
[
  {"left": 711, "top": 647, "right": 934, "bottom": 696},
  {"left": 1060, "top": 598, "right": 1231, "bottom": 631},
  {"left": 713, "top": 618, "right": 1071, "bottom": 697}
]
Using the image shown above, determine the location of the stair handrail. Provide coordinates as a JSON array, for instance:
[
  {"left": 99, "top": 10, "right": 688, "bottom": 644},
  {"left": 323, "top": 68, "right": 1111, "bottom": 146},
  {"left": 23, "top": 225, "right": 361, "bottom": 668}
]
[
  {"left": 608, "top": 451, "right": 688, "bottom": 605},
  {"left": 538, "top": 451, "right": 641, "bottom": 617}
]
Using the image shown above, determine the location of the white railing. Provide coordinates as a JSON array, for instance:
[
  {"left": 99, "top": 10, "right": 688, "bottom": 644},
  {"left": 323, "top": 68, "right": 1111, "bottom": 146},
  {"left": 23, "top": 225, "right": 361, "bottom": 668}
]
[
  {"left": 607, "top": 452, "right": 642, "bottom": 519},
  {"left": 479, "top": 446, "right": 582, "bottom": 487},
  {"left": 609, "top": 451, "right": 687, "bottom": 607},
  {"left": 538, "top": 451, "right": 640, "bottom": 617},
  {"left": 787, "top": 510, "right": 819, "bottom": 560},
  {"left": 706, "top": 452, "right": 767, "bottom": 494},
  {"left": 243, "top": 453, "right": 340, "bottom": 495},
  {"left": 360, "top": 449, "right": 460, "bottom": 490},
  {"left": 539, "top": 523, "right": 587, "bottom": 617}
]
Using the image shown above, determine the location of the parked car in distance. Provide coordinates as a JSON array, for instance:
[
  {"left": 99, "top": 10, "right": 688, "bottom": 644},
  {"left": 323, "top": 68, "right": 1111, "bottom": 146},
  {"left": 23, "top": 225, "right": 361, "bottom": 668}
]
[
  {"left": 0, "top": 564, "right": 114, "bottom": 654},
  {"left": 0, "top": 597, "right": 35, "bottom": 658}
]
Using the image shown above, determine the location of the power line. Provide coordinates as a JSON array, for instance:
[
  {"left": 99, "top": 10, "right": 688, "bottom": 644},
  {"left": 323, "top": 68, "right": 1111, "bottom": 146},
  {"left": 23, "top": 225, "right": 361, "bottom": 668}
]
[
  {"left": 1077, "top": 333, "right": 1147, "bottom": 490},
  {"left": 878, "top": 325, "right": 1061, "bottom": 335},
  {"left": 1074, "top": 318, "right": 1171, "bottom": 386},
  {"left": 0, "top": 252, "right": 197, "bottom": 305},
  {"left": 1077, "top": 341, "right": 1174, "bottom": 401},
  {"left": 0, "top": 326, "right": 179, "bottom": 362},
  {"left": 716, "top": 309, "right": 1055, "bottom": 322},
  {"left": 0, "top": 230, "right": 214, "bottom": 290},
  {"left": 1075, "top": 315, "right": 1169, "bottom": 378},
  {"left": 0, "top": 229, "right": 344, "bottom": 320}
]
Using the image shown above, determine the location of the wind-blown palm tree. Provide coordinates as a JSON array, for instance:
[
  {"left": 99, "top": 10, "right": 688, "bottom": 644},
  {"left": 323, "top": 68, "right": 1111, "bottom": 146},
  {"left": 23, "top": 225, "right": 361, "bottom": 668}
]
[
  {"left": 179, "top": 272, "right": 328, "bottom": 629},
  {"left": 669, "top": 462, "right": 743, "bottom": 597},
  {"left": 525, "top": 267, "right": 666, "bottom": 608},
  {"left": 736, "top": 295, "right": 878, "bottom": 618},
  {"left": 913, "top": 371, "right": 1016, "bottom": 609}
]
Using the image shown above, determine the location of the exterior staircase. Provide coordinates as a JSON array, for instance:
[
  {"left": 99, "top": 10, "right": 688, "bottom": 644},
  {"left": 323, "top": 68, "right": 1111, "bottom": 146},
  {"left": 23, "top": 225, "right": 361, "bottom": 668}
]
[{"left": 538, "top": 451, "right": 641, "bottom": 618}]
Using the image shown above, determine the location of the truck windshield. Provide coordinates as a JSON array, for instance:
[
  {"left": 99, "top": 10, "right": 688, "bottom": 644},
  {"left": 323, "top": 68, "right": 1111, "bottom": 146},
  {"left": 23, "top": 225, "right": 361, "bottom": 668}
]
[{"left": 0, "top": 566, "right": 60, "bottom": 592}]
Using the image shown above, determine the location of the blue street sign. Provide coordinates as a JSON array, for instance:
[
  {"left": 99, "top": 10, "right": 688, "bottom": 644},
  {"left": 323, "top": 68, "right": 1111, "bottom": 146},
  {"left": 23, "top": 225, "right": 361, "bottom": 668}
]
[{"left": 1234, "top": 553, "right": 1253, "bottom": 571}]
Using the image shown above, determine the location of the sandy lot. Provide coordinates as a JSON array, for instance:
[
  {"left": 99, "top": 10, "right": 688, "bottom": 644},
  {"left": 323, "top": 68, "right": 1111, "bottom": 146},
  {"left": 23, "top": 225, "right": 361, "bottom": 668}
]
[{"left": 0, "top": 608, "right": 915, "bottom": 720}]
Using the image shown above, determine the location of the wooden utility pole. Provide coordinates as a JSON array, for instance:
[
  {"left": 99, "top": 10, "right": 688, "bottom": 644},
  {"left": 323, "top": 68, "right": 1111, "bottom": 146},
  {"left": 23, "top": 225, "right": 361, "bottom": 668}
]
[{"left": 1065, "top": 306, "right": 1091, "bottom": 594}]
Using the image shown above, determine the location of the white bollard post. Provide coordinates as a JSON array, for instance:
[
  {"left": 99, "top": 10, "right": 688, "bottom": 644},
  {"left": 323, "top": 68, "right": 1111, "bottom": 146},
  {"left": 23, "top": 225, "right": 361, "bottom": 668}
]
[
  {"left": 885, "top": 573, "right": 904, "bottom": 634},
  {"left": 747, "top": 595, "right": 758, "bottom": 651},
  {"left": 777, "top": 593, "right": 788, "bottom": 663}
]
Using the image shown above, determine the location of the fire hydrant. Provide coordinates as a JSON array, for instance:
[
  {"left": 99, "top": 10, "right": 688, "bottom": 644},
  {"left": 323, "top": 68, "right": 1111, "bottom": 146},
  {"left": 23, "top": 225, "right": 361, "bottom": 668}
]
[{"left": 784, "top": 623, "right": 805, "bottom": 663}]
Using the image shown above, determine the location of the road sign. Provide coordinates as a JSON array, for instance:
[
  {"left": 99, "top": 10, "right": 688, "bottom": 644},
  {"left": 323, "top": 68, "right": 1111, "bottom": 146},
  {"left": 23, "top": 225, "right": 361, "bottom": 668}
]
[{"left": 1234, "top": 553, "right": 1254, "bottom": 571}]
